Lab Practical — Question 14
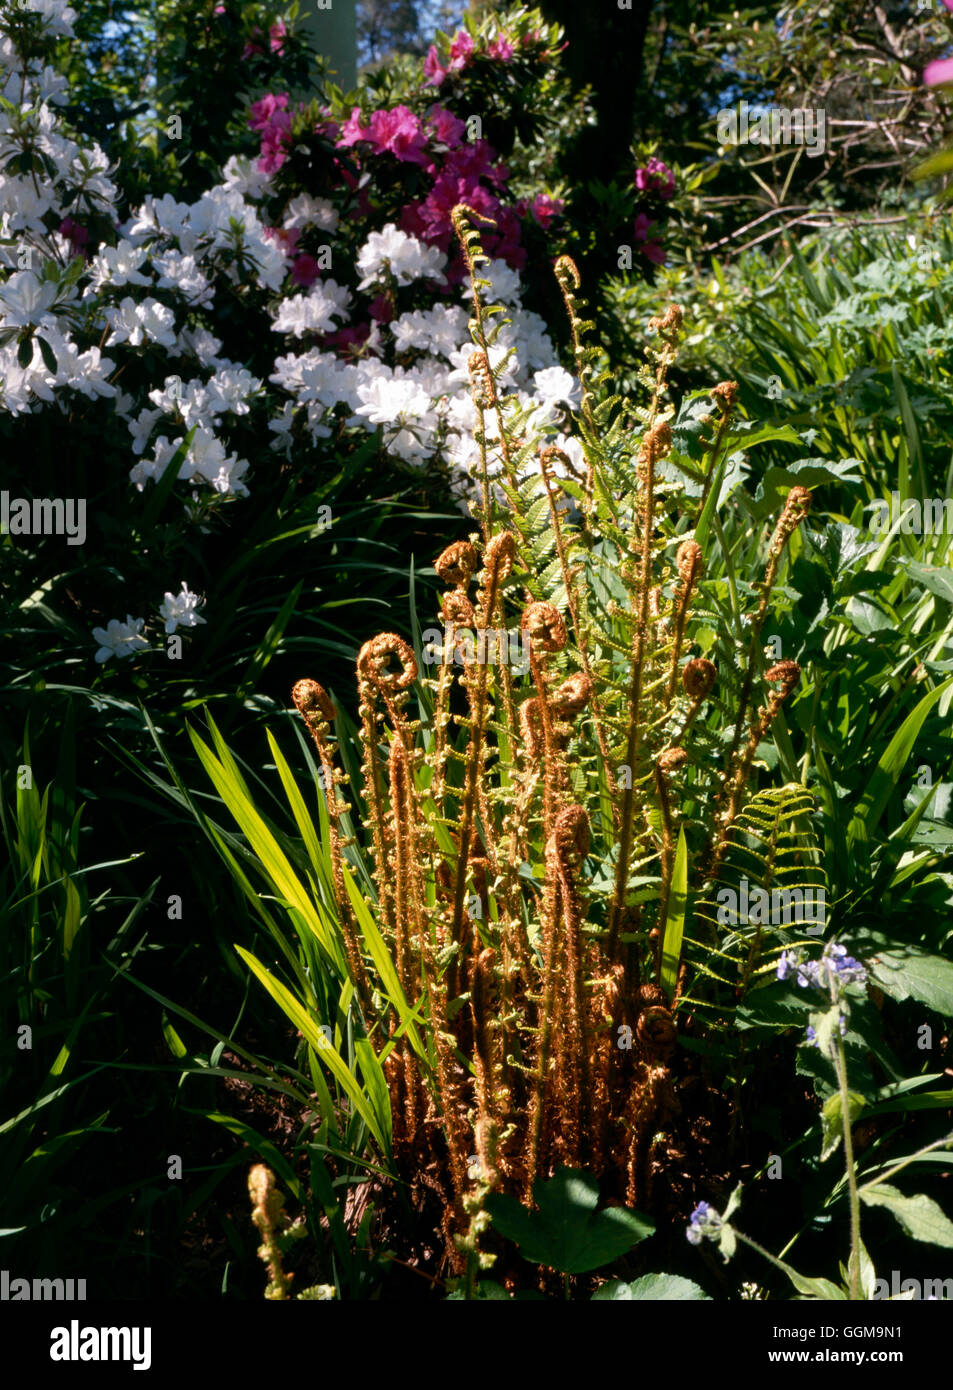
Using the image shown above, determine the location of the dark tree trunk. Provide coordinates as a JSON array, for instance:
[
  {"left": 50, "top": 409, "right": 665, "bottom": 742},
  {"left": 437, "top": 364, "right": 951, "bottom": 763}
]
[{"left": 539, "top": 0, "right": 655, "bottom": 188}]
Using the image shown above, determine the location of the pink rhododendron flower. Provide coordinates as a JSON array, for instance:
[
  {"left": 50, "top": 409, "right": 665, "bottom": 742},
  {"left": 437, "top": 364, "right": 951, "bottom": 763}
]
[
  {"left": 424, "top": 45, "right": 447, "bottom": 86},
  {"left": 366, "top": 106, "right": 429, "bottom": 164},
  {"left": 336, "top": 106, "right": 368, "bottom": 147},
  {"left": 443, "top": 141, "right": 506, "bottom": 187},
  {"left": 427, "top": 106, "right": 466, "bottom": 147},
  {"left": 269, "top": 20, "right": 287, "bottom": 54},
  {"left": 59, "top": 216, "right": 90, "bottom": 255},
  {"left": 925, "top": 56, "right": 953, "bottom": 85},
  {"left": 291, "top": 254, "right": 320, "bottom": 287},
  {"left": 524, "top": 193, "right": 564, "bottom": 228},
  {"left": 324, "top": 322, "right": 374, "bottom": 356},
  {"left": 368, "top": 294, "right": 394, "bottom": 323},
  {"left": 486, "top": 205, "right": 525, "bottom": 269},
  {"left": 448, "top": 31, "right": 475, "bottom": 71},
  {"left": 407, "top": 174, "right": 500, "bottom": 253},
  {"left": 635, "top": 156, "right": 676, "bottom": 200},
  {"left": 249, "top": 93, "right": 294, "bottom": 172},
  {"left": 249, "top": 93, "right": 290, "bottom": 130},
  {"left": 633, "top": 213, "right": 665, "bottom": 263},
  {"left": 264, "top": 225, "right": 300, "bottom": 255},
  {"left": 487, "top": 35, "right": 515, "bottom": 61},
  {"left": 336, "top": 106, "right": 429, "bottom": 165}
]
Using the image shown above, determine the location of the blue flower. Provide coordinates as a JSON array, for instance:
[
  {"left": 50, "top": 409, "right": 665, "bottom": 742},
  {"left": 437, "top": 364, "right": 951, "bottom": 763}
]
[
  {"left": 776, "top": 943, "right": 867, "bottom": 997},
  {"left": 686, "top": 1200, "right": 722, "bottom": 1246}
]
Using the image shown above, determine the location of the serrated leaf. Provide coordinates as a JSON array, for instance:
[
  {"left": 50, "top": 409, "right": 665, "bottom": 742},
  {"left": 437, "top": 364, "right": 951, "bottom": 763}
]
[
  {"left": 859, "top": 1184, "right": 953, "bottom": 1248},
  {"left": 821, "top": 1088, "right": 865, "bottom": 1161},
  {"left": 867, "top": 947, "right": 953, "bottom": 1017}
]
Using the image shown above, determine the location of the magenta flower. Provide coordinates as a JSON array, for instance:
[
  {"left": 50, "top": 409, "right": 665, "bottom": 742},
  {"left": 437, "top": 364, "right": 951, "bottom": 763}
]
[
  {"left": 487, "top": 35, "right": 515, "bottom": 61},
  {"left": 249, "top": 93, "right": 290, "bottom": 129},
  {"left": 263, "top": 225, "right": 299, "bottom": 261},
  {"left": 336, "top": 105, "right": 368, "bottom": 148},
  {"left": 368, "top": 294, "right": 394, "bottom": 324},
  {"left": 925, "top": 56, "right": 953, "bottom": 86},
  {"left": 59, "top": 217, "right": 89, "bottom": 255},
  {"left": 635, "top": 156, "right": 676, "bottom": 200},
  {"left": 424, "top": 45, "right": 447, "bottom": 87},
  {"left": 525, "top": 193, "right": 564, "bottom": 228},
  {"left": 290, "top": 254, "right": 320, "bottom": 288},
  {"left": 427, "top": 106, "right": 466, "bottom": 148},
  {"left": 336, "top": 106, "right": 429, "bottom": 165},
  {"left": 366, "top": 106, "right": 429, "bottom": 165},
  {"left": 448, "top": 30, "right": 475, "bottom": 72},
  {"left": 269, "top": 20, "right": 287, "bottom": 54},
  {"left": 443, "top": 141, "right": 506, "bottom": 187},
  {"left": 249, "top": 93, "right": 294, "bottom": 173},
  {"left": 633, "top": 213, "right": 665, "bottom": 265}
]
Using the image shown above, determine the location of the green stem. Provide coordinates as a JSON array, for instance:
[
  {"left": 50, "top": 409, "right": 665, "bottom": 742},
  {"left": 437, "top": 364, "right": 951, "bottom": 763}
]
[{"left": 833, "top": 1034, "right": 863, "bottom": 1301}]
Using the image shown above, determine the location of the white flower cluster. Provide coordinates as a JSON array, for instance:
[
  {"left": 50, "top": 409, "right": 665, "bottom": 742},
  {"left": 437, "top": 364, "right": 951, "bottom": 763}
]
[
  {"left": 0, "top": 1, "right": 586, "bottom": 675},
  {"left": 92, "top": 582, "right": 206, "bottom": 662},
  {"left": 269, "top": 258, "right": 583, "bottom": 509}
]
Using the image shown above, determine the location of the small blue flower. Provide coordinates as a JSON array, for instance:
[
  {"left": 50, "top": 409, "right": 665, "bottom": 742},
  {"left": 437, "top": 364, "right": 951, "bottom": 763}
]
[
  {"left": 686, "top": 1201, "right": 722, "bottom": 1246},
  {"left": 805, "top": 1025, "right": 817, "bottom": 1046}
]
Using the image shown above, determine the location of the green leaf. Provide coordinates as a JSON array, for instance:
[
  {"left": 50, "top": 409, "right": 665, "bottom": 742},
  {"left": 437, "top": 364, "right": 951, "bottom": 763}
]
[
  {"left": 821, "top": 1089, "right": 866, "bottom": 1162},
  {"left": 782, "top": 1269, "right": 849, "bottom": 1300},
  {"left": 867, "top": 946, "right": 953, "bottom": 1017},
  {"left": 485, "top": 1167, "right": 653, "bottom": 1273},
  {"left": 235, "top": 945, "right": 390, "bottom": 1155},
  {"left": 592, "top": 1274, "right": 711, "bottom": 1300},
  {"left": 236, "top": 581, "right": 303, "bottom": 698},
  {"left": 36, "top": 336, "right": 57, "bottom": 373},
  {"left": 847, "top": 678, "right": 953, "bottom": 848},
  {"left": 859, "top": 1185, "right": 953, "bottom": 1248},
  {"left": 659, "top": 827, "right": 687, "bottom": 1001},
  {"left": 849, "top": 1237, "right": 878, "bottom": 1301},
  {"left": 914, "top": 147, "right": 953, "bottom": 180},
  {"left": 140, "top": 427, "right": 195, "bottom": 530}
]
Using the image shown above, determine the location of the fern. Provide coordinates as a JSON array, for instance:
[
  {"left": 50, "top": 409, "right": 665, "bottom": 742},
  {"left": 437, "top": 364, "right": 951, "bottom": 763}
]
[{"left": 684, "top": 784, "right": 829, "bottom": 1003}]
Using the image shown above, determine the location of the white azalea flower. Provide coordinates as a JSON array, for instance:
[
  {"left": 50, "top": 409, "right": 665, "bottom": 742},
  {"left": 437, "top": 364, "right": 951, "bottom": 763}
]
[
  {"left": 533, "top": 365, "right": 582, "bottom": 412},
  {"left": 0, "top": 270, "right": 58, "bottom": 327},
  {"left": 283, "top": 193, "right": 338, "bottom": 232},
  {"left": 356, "top": 224, "right": 446, "bottom": 288},
  {"left": 104, "top": 296, "right": 176, "bottom": 348},
  {"left": 270, "top": 279, "right": 351, "bottom": 337},
  {"left": 158, "top": 581, "right": 207, "bottom": 634},
  {"left": 91, "top": 615, "right": 149, "bottom": 663}
]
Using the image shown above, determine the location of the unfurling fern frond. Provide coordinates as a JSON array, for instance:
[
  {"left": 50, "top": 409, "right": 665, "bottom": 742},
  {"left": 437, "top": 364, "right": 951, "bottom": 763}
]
[{"left": 682, "top": 784, "right": 828, "bottom": 1005}]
